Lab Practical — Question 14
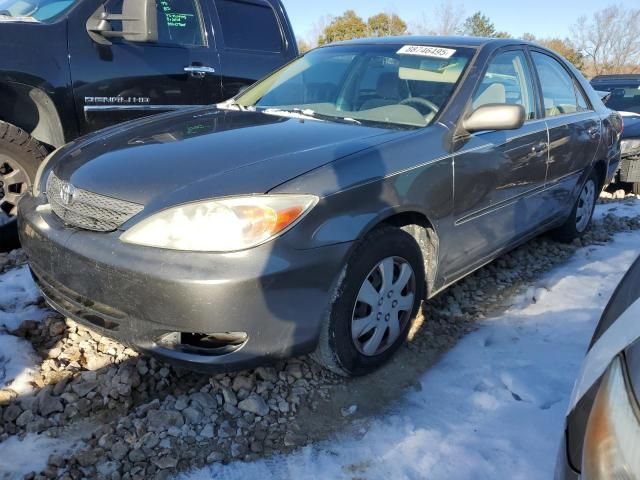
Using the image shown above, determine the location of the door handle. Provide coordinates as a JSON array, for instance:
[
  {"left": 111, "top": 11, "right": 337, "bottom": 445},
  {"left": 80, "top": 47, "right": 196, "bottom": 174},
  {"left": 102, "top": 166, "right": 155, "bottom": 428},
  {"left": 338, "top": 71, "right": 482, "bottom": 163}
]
[
  {"left": 184, "top": 66, "right": 216, "bottom": 78},
  {"left": 587, "top": 126, "right": 601, "bottom": 138},
  {"left": 531, "top": 143, "right": 548, "bottom": 156}
]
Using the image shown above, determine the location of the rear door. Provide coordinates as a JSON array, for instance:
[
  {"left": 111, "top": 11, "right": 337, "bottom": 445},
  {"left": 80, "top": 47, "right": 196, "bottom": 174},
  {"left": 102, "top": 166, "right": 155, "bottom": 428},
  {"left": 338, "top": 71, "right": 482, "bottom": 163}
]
[
  {"left": 68, "top": 0, "right": 223, "bottom": 134},
  {"left": 446, "top": 48, "right": 549, "bottom": 279},
  {"left": 208, "top": 0, "right": 297, "bottom": 98},
  {"left": 530, "top": 50, "right": 602, "bottom": 212}
]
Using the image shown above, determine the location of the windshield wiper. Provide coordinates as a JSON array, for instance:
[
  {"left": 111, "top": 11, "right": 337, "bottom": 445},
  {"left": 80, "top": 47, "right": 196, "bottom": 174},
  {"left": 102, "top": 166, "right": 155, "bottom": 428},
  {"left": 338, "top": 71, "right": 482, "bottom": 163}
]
[
  {"left": 291, "top": 109, "right": 362, "bottom": 125},
  {"left": 217, "top": 100, "right": 253, "bottom": 112}
]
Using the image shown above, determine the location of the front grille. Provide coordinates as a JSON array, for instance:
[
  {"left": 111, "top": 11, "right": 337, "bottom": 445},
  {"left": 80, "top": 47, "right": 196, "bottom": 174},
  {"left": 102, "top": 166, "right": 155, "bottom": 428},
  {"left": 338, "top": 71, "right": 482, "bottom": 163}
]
[{"left": 46, "top": 172, "right": 143, "bottom": 232}]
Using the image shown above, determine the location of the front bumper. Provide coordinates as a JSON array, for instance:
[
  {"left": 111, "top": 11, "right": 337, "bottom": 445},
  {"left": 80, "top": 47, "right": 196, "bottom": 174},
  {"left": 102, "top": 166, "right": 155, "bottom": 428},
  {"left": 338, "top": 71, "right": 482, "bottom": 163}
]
[{"left": 18, "top": 194, "right": 352, "bottom": 372}]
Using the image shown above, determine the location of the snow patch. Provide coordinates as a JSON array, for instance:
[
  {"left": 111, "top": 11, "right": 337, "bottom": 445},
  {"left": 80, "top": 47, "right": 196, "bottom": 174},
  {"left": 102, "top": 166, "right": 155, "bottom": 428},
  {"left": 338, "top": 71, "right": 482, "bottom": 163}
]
[
  {"left": 0, "top": 432, "right": 81, "bottom": 480},
  {"left": 0, "top": 335, "right": 40, "bottom": 395},
  {"left": 0, "top": 265, "right": 47, "bottom": 331},
  {"left": 0, "top": 265, "right": 47, "bottom": 394}
]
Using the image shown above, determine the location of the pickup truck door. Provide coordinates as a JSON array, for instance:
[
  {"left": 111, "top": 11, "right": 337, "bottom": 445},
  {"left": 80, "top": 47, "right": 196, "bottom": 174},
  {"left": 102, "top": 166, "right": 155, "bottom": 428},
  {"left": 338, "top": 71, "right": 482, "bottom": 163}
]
[
  {"left": 67, "top": 0, "right": 223, "bottom": 134},
  {"left": 208, "top": 0, "right": 298, "bottom": 98}
]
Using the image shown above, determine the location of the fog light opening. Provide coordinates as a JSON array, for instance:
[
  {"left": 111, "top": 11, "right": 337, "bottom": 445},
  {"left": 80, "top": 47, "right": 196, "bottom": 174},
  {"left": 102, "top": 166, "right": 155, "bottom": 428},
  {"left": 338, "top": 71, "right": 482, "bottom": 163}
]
[{"left": 157, "top": 331, "right": 248, "bottom": 356}]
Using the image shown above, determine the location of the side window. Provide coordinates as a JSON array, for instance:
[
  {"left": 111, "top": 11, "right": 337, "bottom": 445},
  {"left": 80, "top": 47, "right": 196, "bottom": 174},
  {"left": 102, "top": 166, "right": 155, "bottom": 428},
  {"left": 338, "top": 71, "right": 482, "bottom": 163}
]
[
  {"left": 531, "top": 52, "right": 580, "bottom": 117},
  {"left": 216, "top": 0, "right": 283, "bottom": 52},
  {"left": 157, "top": 0, "right": 205, "bottom": 46},
  {"left": 473, "top": 50, "right": 537, "bottom": 121},
  {"left": 107, "top": 0, "right": 205, "bottom": 46},
  {"left": 574, "top": 82, "right": 591, "bottom": 112}
]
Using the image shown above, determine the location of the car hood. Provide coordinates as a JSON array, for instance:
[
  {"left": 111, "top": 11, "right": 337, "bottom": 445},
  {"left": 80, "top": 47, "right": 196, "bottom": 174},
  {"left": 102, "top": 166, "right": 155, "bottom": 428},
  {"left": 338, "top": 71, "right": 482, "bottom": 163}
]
[{"left": 51, "top": 108, "right": 403, "bottom": 209}]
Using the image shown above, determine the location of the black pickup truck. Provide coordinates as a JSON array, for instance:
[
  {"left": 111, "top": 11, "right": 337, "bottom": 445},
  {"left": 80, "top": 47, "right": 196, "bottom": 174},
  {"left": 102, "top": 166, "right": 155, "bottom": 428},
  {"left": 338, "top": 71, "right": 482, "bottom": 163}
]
[{"left": 0, "top": 0, "right": 298, "bottom": 241}]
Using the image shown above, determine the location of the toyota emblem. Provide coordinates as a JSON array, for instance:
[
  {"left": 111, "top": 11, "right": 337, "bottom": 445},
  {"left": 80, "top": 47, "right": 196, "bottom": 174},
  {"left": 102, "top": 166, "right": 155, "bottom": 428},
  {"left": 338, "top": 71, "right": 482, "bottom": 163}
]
[{"left": 60, "top": 182, "right": 76, "bottom": 206}]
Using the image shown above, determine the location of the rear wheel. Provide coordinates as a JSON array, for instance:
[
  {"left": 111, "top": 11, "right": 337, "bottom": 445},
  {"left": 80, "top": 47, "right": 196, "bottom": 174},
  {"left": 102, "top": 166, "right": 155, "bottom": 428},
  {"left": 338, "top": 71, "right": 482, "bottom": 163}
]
[
  {"left": 312, "top": 226, "right": 425, "bottom": 377},
  {"left": 552, "top": 170, "right": 598, "bottom": 243},
  {"left": 0, "top": 121, "right": 47, "bottom": 250}
]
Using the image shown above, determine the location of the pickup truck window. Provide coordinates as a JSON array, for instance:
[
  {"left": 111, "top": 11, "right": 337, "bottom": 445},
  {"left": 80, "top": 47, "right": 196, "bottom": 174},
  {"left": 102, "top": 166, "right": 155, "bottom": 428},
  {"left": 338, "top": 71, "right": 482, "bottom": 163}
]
[
  {"left": 157, "top": 0, "right": 205, "bottom": 46},
  {"left": 108, "top": 0, "right": 205, "bottom": 47},
  {"left": 216, "top": 0, "right": 282, "bottom": 52}
]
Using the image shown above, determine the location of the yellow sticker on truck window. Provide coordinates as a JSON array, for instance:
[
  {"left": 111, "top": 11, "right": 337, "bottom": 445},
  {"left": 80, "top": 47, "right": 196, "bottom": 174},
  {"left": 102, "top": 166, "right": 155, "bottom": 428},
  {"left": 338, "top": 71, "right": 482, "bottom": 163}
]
[{"left": 397, "top": 45, "right": 457, "bottom": 59}]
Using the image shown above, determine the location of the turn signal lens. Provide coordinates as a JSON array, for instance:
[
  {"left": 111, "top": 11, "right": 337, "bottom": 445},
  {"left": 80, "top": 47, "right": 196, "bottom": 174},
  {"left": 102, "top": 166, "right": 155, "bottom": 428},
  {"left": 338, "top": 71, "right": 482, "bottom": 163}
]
[{"left": 120, "top": 195, "right": 318, "bottom": 252}]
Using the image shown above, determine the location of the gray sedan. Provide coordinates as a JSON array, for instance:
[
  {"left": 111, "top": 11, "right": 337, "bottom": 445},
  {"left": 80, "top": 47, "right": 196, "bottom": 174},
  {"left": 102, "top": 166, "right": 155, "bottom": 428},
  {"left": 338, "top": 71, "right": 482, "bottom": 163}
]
[{"left": 19, "top": 36, "right": 622, "bottom": 375}]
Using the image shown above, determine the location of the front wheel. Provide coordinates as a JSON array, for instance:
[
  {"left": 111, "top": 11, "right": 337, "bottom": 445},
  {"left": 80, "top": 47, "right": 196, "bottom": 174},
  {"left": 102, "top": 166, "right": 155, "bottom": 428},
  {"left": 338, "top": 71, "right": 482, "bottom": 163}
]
[
  {"left": 312, "top": 226, "right": 426, "bottom": 377},
  {"left": 552, "top": 170, "right": 599, "bottom": 243}
]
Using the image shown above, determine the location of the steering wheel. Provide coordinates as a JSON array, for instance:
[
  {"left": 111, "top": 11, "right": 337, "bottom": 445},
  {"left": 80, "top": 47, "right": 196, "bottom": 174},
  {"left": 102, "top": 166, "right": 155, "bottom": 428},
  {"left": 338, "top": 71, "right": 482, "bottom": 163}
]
[{"left": 399, "top": 97, "right": 440, "bottom": 117}]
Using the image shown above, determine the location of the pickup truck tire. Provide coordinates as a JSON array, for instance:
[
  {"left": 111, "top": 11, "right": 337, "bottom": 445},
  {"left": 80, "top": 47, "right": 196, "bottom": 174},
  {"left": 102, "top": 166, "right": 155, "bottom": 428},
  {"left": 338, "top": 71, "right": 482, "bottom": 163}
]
[{"left": 0, "top": 121, "right": 47, "bottom": 250}]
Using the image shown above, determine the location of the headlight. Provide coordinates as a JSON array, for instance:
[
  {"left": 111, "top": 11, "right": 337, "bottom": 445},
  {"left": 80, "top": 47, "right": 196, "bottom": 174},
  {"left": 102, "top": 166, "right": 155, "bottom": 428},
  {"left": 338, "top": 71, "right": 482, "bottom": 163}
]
[
  {"left": 32, "top": 148, "right": 59, "bottom": 197},
  {"left": 621, "top": 139, "right": 640, "bottom": 156},
  {"left": 120, "top": 194, "right": 318, "bottom": 252},
  {"left": 582, "top": 357, "right": 640, "bottom": 479}
]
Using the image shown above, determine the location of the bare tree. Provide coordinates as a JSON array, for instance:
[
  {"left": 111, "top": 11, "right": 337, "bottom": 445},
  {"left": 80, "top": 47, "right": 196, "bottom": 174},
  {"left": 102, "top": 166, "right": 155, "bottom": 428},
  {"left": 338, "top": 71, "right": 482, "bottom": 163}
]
[
  {"left": 306, "top": 14, "right": 333, "bottom": 48},
  {"left": 571, "top": 5, "right": 640, "bottom": 76},
  {"left": 413, "top": 1, "right": 466, "bottom": 36}
]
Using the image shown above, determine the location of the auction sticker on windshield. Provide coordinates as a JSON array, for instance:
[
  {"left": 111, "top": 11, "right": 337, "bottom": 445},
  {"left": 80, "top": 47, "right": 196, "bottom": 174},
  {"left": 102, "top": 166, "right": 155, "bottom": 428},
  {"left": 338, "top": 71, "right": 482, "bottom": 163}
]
[{"left": 397, "top": 45, "right": 457, "bottom": 59}]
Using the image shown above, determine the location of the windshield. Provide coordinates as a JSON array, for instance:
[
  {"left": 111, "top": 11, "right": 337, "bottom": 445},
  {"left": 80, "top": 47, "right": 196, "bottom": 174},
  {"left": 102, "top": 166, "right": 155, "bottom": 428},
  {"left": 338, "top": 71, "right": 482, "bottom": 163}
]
[
  {"left": 0, "top": 0, "right": 76, "bottom": 21},
  {"left": 596, "top": 82, "right": 640, "bottom": 114},
  {"left": 234, "top": 44, "right": 475, "bottom": 129}
]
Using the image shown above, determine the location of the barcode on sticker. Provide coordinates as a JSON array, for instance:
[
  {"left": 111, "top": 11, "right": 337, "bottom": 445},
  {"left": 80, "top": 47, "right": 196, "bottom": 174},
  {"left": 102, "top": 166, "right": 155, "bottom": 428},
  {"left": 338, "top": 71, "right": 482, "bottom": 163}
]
[{"left": 397, "top": 45, "right": 456, "bottom": 59}]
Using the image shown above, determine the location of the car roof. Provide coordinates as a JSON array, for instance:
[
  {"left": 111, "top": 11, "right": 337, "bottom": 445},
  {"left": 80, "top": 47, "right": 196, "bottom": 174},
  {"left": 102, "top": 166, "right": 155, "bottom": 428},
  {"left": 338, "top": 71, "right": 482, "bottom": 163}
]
[
  {"left": 329, "top": 35, "right": 534, "bottom": 49},
  {"left": 592, "top": 74, "right": 640, "bottom": 81}
]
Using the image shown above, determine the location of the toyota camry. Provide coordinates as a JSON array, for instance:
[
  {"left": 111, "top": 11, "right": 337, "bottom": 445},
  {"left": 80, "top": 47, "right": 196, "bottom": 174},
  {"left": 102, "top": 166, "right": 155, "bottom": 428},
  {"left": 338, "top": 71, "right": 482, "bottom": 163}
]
[{"left": 19, "top": 37, "right": 622, "bottom": 376}]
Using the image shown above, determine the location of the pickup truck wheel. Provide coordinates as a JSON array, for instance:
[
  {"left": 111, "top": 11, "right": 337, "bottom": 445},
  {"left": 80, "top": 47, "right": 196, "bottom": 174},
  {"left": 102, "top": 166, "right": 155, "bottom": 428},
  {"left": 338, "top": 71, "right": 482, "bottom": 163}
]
[
  {"left": 0, "top": 121, "right": 47, "bottom": 249},
  {"left": 312, "top": 226, "right": 425, "bottom": 377},
  {"left": 551, "top": 170, "right": 598, "bottom": 243}
]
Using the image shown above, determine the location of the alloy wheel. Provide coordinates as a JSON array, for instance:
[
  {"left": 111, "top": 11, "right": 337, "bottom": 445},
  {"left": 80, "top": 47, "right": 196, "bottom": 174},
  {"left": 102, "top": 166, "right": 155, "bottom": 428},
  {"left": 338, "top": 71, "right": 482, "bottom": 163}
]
[
  {"left": 575, "top": 179, "right": 596, "bottom": 233},
  {"left": 351, "top": 256, "right": 417, "bottom": 357},
  {"left": 0, "top": 153, "right": 31, "bottom": 219}
]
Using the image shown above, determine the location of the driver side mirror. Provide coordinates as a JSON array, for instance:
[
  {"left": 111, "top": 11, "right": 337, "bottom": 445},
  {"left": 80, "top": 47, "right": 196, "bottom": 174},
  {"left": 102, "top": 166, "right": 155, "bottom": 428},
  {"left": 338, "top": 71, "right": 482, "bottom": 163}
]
[
  {"left": 86, "top": 0, "right": 158, "bottom": 46},
  {"left": 462, "top": 104, "right": 526, "bottom": 134}
]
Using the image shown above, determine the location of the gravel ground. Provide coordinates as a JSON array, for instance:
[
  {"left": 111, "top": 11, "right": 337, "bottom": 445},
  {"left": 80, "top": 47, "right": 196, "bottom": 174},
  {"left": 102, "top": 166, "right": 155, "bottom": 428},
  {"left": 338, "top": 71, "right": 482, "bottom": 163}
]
[{"left": 0, "top": 194, "right": 639, "bottom": 480}]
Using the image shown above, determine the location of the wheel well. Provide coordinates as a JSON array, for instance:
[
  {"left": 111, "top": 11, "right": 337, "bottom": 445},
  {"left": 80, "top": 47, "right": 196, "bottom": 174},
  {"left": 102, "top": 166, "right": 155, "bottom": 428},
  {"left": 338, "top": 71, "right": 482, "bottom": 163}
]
[
  {"left": 381, "top": 211, "right": 439, "bottom": 296},
  {"left": 0, "top": 83, "right": 64, "bottom": 148},
  {"left": 593, "top": 159, "right": 607, "bottom": 191}
]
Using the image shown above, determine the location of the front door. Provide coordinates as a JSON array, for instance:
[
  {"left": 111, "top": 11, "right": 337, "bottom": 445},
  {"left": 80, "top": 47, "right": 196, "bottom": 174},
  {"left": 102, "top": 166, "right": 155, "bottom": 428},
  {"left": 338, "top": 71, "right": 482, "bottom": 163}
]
[
  {"left": 68, "top": 0, "right": 222, "bottom": 134},
  {"left": 445, "top": 49, "right": 549, "bottom": 280}
]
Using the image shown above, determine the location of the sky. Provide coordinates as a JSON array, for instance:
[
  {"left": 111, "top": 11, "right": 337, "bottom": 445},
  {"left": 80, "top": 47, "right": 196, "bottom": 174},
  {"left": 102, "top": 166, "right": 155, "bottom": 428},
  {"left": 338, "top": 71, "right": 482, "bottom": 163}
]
[{"left": 282, "top": 0, "right": 637, "bottom": 43}]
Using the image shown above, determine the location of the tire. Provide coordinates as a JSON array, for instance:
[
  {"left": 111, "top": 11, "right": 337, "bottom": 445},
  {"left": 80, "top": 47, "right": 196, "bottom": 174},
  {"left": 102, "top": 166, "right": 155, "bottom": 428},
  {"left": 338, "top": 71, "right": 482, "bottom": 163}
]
[
  {"left": 312, "top": 226, "right": 426, "bottom": 377},
  {"left": 0, "top": 121, "right": 47, "bottom": 251},
  {"left": 552, "top": 170, "right": 599, "bottom": 243}
]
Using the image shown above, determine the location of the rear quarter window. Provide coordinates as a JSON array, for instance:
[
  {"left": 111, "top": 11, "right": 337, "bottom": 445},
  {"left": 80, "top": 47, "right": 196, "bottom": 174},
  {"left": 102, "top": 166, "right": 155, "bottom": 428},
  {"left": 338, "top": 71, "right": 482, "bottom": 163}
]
[{"left": 216, "top": 0, "right": 283, "bottom": 52}]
